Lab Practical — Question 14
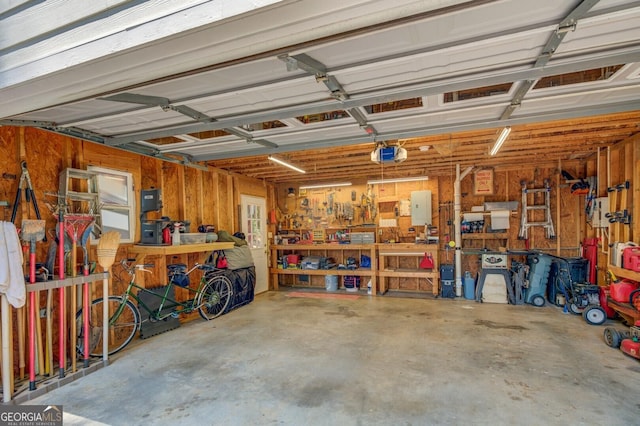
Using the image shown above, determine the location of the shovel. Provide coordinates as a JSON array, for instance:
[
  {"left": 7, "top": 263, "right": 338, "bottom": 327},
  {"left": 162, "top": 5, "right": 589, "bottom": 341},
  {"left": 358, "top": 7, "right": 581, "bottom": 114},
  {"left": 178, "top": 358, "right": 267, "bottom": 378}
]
[{"left": 21, "top": 219, "right": 45, "bottom": 391}]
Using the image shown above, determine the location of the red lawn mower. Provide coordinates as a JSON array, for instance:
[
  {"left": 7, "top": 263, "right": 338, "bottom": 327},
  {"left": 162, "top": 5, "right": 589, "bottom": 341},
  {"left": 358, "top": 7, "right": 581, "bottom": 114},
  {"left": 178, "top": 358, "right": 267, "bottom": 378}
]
[{"left": 604, "top": 320, "right": 640, "bottom": 360}]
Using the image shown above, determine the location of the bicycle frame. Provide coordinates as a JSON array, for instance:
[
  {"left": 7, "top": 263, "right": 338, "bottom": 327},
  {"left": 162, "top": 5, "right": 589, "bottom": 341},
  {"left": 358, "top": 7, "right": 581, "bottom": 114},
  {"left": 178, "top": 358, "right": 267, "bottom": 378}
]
[
  {"left": 78, "top": 260, "right": 232, "bottom": 358},
  {"left": 112, "top": 263, "right": 207, "bottom": 324}
]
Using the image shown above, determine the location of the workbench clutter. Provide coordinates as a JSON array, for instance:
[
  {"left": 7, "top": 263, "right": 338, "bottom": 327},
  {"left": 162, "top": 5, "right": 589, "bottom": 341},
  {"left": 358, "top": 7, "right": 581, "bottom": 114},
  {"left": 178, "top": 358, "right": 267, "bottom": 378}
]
[
  {"left": 471, "top": 250, "right": 609, "bottom": 325},
  {"left": 277, "top": 184, "right": 378, "bottom": 235},
  {"left": 138, "top": 187, "right": 213, "bottom": 246},
  {"left": 461, "top": 201, "right": 517, "bottom": 234}
]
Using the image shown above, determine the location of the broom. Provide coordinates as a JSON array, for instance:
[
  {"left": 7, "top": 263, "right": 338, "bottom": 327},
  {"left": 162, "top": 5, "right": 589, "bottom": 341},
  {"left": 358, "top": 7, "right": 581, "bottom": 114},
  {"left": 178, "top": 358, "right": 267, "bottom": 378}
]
[
  {"left": 95, "top": 231, "right": 120, "bottom": 360},
  {"left": 97, "top": 231, "right": 120, "bottom": 271}
]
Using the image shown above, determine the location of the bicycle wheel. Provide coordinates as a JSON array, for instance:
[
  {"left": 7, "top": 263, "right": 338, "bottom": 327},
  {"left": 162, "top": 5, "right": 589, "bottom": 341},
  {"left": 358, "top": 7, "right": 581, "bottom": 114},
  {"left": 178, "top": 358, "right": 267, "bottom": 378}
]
[
  {"left": 76, "top": 296, "right": 140, "bottom": 357},
  {"left": 197, "top": 275, "right": 233, "bottom": 320}
]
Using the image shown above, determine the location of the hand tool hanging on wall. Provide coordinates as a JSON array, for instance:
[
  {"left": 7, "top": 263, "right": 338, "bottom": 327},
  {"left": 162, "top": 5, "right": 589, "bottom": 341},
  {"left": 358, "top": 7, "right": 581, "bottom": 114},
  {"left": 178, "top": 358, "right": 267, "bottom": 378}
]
[{"left": 11, "top": 162, "right": 46, "bottom": 242}]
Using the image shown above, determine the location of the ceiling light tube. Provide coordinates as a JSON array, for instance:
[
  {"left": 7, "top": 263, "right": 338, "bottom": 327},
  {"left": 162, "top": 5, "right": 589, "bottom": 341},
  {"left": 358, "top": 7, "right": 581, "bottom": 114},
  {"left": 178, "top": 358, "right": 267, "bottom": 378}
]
[
  {"left": 367, "top": 176, "right": 429, "bottom": 185},
  {"left": 299, "top": 182, "right": 352, "bottom": 189},
  {"left": 490, "top": 127, "right": 511, "bottom": 156},
  {"left": 268, "top": 156, "right": 306, "bottom": 174}
]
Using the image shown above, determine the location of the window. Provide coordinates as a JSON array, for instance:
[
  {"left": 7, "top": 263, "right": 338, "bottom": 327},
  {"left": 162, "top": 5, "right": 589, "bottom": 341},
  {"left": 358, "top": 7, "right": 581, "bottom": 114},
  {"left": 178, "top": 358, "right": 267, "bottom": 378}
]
[
  {"left": 532, "top": 65, "right": 624, "bottom": 89},
  {"left": 443, "top": 83, "right": 513, "bottom": 103},
  {"left": 363, "top": 97, "right": 423, "bottom": 114},
  {"left": 88, "top": 166, "right": 135, "bottom": 243}
]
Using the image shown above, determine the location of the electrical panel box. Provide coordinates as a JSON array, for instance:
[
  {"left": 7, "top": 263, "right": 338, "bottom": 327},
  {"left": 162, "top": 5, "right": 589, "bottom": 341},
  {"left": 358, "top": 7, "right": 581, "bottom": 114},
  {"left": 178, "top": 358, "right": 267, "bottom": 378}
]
[
  {"left": 591, "top": 197, "right": 610, "bottom": 228},
  {"left": 411, "top": 190, "right": 432, "bottom": 226}
]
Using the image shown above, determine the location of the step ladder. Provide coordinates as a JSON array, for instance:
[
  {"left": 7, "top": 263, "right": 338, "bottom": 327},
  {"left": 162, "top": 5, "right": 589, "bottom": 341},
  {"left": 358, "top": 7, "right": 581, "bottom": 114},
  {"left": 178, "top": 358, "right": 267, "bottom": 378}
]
[
  {"left": 518, "top": 180, "right": 555, "bottom": 240},
  {"left": 59, "top": 168, "right": 102, "bottom": 236}
]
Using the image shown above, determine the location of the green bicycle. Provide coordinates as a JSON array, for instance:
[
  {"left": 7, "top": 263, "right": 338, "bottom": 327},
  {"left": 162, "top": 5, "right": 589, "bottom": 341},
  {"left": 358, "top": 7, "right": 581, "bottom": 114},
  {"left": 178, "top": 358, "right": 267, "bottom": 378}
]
[{"left": 77, "top": 258, "right": 233, "bottom": 356}]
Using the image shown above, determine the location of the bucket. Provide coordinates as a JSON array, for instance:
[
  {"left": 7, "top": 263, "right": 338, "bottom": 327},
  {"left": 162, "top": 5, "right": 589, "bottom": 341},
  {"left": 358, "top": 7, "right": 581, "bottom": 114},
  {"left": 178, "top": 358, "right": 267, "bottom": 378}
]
[
  {"left": 463, "top": 271, "right": 475, "bottom": 300},
  {"left": 286, "top": 254, "right": 300, "bottom": 265},
  {"left": 325, "top": 275, "right": 338, "bottom": 292}
]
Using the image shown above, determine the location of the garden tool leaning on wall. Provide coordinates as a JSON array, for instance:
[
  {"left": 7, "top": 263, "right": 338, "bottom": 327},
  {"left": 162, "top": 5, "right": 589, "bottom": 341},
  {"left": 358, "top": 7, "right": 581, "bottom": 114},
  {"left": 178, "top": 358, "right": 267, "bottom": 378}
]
[{"left": 11, "top": 161, "right": 46, "bottom": 242}]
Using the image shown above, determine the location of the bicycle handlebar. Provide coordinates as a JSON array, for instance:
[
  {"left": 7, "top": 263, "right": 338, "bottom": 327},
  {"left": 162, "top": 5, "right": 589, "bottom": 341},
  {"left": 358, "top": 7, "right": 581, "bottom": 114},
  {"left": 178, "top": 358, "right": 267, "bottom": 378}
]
[
  {"left": 121, "top": 259, "right": 222, "bottom": 276},
  {"left": 120, "top": 258, "right": 155, "bottom": 274}
]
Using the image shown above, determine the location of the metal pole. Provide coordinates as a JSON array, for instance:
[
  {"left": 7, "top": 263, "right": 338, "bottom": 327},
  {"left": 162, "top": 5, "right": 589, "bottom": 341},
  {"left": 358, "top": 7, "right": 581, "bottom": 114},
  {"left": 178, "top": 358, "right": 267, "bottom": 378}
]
[{"left": 454, "top": 164, "right": 473, "bottom": 297}]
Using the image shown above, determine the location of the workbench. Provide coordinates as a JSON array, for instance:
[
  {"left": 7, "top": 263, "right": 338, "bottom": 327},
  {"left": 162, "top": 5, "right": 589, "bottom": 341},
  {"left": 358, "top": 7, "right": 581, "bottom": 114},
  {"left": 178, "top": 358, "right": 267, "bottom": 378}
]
[{"left": 377, "top": 243, "right": 440, "bottom": 295}]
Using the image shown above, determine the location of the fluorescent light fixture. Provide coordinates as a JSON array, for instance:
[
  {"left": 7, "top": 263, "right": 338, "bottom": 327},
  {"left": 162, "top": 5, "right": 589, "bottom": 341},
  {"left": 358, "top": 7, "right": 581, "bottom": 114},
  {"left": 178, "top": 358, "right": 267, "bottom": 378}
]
[
  {"left": 367, "top": 176, "right": 429, "bottom": 185},
  {"left": 490, "top": 126, "right": 511, "bottom": 156},
  {"left": 268, "top": 156, "right": 305, "bottom": 174},
  {"left": 299, "top": 182, "right": 352, "bottom": 189}
]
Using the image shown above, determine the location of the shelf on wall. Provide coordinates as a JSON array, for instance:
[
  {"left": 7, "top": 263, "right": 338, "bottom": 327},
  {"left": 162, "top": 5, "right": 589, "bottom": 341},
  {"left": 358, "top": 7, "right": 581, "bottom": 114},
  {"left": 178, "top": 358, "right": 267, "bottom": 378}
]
[
  {"left": 608, "top": 265, "right": 640, "bottom": 282},
  {"left": 461, "top": 233, "right": 508, "bottom": 240}
]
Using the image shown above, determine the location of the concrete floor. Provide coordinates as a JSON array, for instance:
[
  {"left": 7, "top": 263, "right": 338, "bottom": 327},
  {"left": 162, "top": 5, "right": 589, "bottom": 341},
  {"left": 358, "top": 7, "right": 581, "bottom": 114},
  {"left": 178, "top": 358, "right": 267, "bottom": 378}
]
[{"left": 22, "top": 290, "right": 640, "bottom": 425}]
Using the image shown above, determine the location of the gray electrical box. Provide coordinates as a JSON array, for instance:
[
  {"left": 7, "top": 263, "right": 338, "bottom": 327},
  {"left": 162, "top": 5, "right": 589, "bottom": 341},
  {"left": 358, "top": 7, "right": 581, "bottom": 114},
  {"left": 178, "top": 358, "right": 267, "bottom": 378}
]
[
  {"left": 411, "top": 190, "right": 432, "bottom": 226},
  {"left": 591, "top": 197, "right": 610, "bottom": 228}
]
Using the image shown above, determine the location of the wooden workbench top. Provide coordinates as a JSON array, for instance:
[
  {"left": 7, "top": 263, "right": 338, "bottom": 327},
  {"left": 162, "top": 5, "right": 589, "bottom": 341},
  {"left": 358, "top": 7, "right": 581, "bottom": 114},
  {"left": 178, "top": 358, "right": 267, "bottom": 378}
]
[{"left": 129, "top": 242, "right": 235, "bottom": 256}]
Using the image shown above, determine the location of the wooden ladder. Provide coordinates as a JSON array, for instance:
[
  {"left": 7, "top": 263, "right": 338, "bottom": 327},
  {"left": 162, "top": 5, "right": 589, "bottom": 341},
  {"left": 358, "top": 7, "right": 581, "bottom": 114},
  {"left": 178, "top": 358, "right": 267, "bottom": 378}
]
[{"left": 59, "top": 168, "right": 101, "bottom": 236}]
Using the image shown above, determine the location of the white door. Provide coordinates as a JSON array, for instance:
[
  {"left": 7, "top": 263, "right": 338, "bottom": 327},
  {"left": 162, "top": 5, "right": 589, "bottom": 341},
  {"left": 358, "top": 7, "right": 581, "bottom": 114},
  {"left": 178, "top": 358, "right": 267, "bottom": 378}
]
[{"left": 240, "top": 195, "right": 268, "bottom": 294}]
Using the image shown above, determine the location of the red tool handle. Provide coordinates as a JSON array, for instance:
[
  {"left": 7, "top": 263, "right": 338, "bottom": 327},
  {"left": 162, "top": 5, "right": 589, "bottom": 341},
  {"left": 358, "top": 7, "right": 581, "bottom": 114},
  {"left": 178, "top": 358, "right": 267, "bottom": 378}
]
[
  {"left": 28, "top": 250, "right": 36, "bottom": 390},
  {"left": 58, "top": 217, "right": 66, "bottom": 378}
]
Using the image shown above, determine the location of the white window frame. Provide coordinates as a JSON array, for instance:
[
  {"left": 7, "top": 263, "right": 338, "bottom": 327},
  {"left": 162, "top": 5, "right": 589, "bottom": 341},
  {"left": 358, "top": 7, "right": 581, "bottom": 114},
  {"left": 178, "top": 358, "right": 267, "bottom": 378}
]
[{"left": 88, "top": 165, "right": 136, "bottom": 244}]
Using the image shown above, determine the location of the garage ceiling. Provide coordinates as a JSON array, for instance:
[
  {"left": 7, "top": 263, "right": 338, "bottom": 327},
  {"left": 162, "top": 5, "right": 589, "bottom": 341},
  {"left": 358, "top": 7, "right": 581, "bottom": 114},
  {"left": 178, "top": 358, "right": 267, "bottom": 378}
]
[{"left": 2, "top": 0, "right": 640, "bottom": 184}]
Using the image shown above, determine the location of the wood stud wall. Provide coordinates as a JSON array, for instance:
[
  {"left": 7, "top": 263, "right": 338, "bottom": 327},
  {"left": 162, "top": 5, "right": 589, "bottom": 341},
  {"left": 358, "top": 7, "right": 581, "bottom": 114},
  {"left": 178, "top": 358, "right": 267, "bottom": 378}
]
[
  {"left": 2, "top": 124, "right": 639, "bottom": 291},
  {"left": 0, "top": 126, "right": 267, "bottom": 291}
]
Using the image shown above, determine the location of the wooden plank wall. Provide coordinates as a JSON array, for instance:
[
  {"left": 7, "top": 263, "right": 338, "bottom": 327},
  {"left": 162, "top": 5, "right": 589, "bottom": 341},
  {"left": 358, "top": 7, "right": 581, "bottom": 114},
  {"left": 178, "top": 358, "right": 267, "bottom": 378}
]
[
  {"left": 0, "top": 126, "right": 268, "bottom": 292},
  {"left": 585, "top": 134, "right": 639, "bottom": 284}
]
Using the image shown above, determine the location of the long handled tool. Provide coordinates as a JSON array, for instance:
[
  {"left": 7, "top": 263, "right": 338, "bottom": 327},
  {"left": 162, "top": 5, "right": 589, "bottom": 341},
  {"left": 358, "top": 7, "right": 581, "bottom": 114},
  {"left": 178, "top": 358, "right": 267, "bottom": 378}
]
[
  {"left": 21, "top": 219, "right": 45, "bottom": 391},
  {"left": 45, "top": 289, "right": 53, "bottom": 376},
  {"left": 57, "top": 206, "right": 66, "bottom": 378},
  {"left": 96, "top": 231, "right": 121, "bottom": 362},
  {"left": 80, "top": 222, "right": 94, "bottom": 368},
  {"left": 11, "top": 162, "right": 46, "bottom": 242},
  {"left": 17, "top": 307, "right": 25, "bottom": 379},
  {"left": 64, "top": 214, "right": 94, "bottom": 372}
]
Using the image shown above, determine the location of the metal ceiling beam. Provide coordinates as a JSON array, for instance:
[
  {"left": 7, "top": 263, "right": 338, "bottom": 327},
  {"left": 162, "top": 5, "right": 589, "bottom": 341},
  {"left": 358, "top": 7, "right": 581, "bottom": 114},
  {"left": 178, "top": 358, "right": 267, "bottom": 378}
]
[
  {"left": 279, "top": 53, "right": 373, "bottom": 134},
  {"left": 50, "top": 1, "right": 637, "bottom": 130},
  {"left": 102, "top": 92, "right": 279, "bottom": 148},
  {"left": 279, "top": 53, "right": 349, "bottom": 101},
  {"left": 192, "top": 99, "right": 640, "bottom": 161},
  {"left": 59, "top": 18, "right": 567, "bottom": 128},
  {"left": 500, "top": 0, "right": 600, "bottom": 120},
  {"left": 103, "top": 45, "right": 640, "bottom": 146}
]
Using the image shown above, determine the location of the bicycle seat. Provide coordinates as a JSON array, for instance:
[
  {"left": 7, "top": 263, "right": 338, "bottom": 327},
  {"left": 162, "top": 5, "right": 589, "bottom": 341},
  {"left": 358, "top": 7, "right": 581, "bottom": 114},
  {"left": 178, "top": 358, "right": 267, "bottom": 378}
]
[
  {"left": 198, "top": 264, "right": 218, "bottom": 272},
  {"left": 167, "top": 263, "right": 187, "bottom": 272}
]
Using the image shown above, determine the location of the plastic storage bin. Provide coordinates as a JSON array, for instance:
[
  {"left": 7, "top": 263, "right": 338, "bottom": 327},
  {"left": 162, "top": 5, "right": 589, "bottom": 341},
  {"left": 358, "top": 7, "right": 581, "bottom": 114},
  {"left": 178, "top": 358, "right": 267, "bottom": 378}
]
[{"left": 180, "top": 233, "right": 206, "bottom": 244}]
